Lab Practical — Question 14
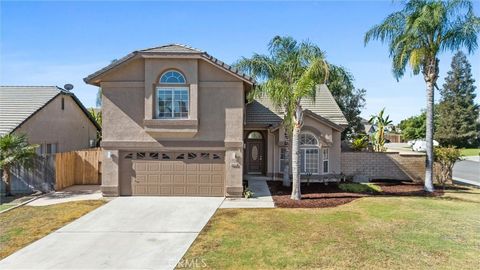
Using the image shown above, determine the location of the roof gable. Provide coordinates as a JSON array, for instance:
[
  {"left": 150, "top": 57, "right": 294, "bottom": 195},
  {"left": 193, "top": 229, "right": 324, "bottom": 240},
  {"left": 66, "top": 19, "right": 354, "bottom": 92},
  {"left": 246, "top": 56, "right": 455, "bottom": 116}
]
[
  {"left": 84, "top": 44, "right": 254, "bottom": 85},
  {"left": 0, "top": 86, "right": 100, "bottom": 136},
  {"left": 251, "top": 84, "right": 348, "bottom": 127}
]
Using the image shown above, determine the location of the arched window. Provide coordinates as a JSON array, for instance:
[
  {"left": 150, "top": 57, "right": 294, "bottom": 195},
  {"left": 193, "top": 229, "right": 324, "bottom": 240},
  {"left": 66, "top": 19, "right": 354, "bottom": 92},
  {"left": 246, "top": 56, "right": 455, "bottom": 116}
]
[
  {"left": 156, "top": 70, "right": 189, "bottom": 119},
  {"left": 300, "top": 133, "right": 318, "bottom": 145},
  {"left": 159, "top": 70, "right": 186, "bottom": 84},
  {"left": 299, "top": 132, "right": 319, "bottom": 174},
  {"left": 247, "top": 131, "right": 263, "bottom": 139}
]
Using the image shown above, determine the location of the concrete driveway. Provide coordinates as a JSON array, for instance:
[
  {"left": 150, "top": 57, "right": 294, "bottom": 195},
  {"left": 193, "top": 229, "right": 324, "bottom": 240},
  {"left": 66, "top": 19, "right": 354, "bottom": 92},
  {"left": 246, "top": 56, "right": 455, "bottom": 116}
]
[{"left": 0, "top": 197, "right": 224, "bottom": 270}]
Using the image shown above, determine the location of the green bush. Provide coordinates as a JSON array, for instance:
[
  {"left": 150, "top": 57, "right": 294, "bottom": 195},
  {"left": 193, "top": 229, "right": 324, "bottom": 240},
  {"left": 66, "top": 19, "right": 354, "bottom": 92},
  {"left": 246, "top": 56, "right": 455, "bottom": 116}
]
[
  {"left": 350, "top": 134, "right": 369, "bottom": 151},
  {"left": 243, "top": 187, "right": 254, "bottom": 199},
  {"left": 434, "top": 147, "right": 463, "bottom": 187},
  {"left": 338, "top": 183, "right": 382, "bottom": 193}
]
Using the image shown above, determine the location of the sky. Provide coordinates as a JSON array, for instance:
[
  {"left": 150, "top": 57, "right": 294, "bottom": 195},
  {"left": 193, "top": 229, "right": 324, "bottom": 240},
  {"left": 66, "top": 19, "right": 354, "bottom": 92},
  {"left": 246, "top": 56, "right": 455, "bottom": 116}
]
[{"left": 1, "top": 0, "right": 479, "bottom": 124}]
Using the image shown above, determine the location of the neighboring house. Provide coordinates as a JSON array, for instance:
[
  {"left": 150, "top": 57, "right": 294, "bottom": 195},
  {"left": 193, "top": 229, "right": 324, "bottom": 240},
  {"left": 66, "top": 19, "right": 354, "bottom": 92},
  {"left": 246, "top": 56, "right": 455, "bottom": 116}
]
[
  {"left": 84, "top": 44, "right": 347, "bottom": 197},
  {"left": 0, "top": 86, "right": 100, "bottom": 153},
  {"left": 0, "top": 86, "right": 100, "bottom": 193},
  {"left": 360, "top": 117, "right": 376, "bottom": 135}
]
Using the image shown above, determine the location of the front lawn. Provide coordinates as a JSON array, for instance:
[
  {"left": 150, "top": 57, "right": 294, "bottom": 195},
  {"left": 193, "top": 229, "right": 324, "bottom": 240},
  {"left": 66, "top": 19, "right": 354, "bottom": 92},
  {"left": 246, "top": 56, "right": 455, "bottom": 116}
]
[
  {"left": 180, "top": 188, "right": 480, "bottom": 269},
  {"left": 0, "top": 200, "right": 105, "bottom": 259},
  {"left": 460, "top": 148, "right": 480, "bottom": 156}
]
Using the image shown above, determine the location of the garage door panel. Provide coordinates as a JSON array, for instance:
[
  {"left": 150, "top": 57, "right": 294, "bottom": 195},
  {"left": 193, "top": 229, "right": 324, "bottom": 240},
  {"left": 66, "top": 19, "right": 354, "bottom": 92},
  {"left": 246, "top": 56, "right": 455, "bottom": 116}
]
[
  {"left": 162, "top": 163, "right": 174, "bottom": 170},
  {"left": 174, "top": 175, "right": 185, "bottom": 184},
  {"left": 173, "top": 186, "right": 186, "bottom": 195},
  {"left": 211, "top": 175, "right": 223, "bottom": 185},
  {"left": 186, "top": 164, "right": 198, "bottom": 171},
  {"left": 186, "top": 175, "right": 198, "bottom": 184},
  {"left": 212, "top": 164, "right": 224, "bottom": 171},
  {"left": 174, "top": 163, "right": 186, "bottom": 171},
  {"left": 147, "top": 175, "right": 159, "bottom": 184},
  {"left": 129, "top": 153, "right": 225, "bottom": 196},
  {"left": 211, "top": 187, "right": 224, "bottom": 196},
  {"left": 147, "top": 163, "right": 160, "bottom": 171},
  {"left": 160, "top": 175, "right": 172, "bottom": 184}
]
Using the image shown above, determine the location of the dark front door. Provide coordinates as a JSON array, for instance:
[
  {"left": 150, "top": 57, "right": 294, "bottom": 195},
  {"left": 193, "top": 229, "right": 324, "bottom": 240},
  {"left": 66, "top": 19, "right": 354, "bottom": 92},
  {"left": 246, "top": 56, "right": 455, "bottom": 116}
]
[{"left": 246, "top": 141, "right": 264, "bottom": 174}]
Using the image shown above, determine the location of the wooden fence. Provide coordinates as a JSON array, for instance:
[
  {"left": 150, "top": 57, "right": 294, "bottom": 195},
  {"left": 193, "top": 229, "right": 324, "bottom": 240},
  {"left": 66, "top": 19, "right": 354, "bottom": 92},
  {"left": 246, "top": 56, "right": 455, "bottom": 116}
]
[
  {"left": 55, "top": 148, "right": 102, "bottom": 190},
  {"left": 385, "top": 133, "right": 403, "bottom": 143}
]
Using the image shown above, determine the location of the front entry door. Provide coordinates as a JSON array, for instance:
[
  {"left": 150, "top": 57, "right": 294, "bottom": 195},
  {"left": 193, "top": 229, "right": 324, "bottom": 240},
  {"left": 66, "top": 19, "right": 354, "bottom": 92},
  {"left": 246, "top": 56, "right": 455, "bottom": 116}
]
[{"left": 247, "top": 141, "right": 264, "bottom": 174}]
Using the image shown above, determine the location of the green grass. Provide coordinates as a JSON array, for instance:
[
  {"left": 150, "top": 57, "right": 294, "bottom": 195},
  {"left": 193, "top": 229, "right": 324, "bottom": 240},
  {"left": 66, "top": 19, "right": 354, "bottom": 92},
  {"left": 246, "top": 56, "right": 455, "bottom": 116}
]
[
  {"left": 338, "top": 183, "right": 382, "bottom": 193},
  {"left": 0, "top": 200, "right": 105, "bottom": 259},
  {"left": 460, "top": 148, "right": 480, "bottom": 156},
  {"left": 0, "top": 204, "right": 15, "bottom": 211},
  {"left": 179, "top": 188, "right": 480, "bottom": 270}
]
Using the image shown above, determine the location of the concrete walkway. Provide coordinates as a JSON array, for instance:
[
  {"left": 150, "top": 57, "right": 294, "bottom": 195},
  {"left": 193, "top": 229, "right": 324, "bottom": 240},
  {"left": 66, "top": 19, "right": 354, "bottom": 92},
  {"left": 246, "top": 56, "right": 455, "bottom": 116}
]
[
  {"left": 220, "top": 179, "right": 275, "bottom": 208},
  {"left": 0, "top": 197, "right": 224, "bottom": 270},
  {"left": 27, "top": 185, "right": 103, "bottom": 206}
]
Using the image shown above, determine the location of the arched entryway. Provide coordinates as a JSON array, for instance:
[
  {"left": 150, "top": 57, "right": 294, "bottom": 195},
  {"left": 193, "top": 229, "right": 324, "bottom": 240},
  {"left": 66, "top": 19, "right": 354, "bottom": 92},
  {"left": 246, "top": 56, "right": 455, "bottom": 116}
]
[{"left": 245, "top": 131, "right": 265, "bottom": 175}]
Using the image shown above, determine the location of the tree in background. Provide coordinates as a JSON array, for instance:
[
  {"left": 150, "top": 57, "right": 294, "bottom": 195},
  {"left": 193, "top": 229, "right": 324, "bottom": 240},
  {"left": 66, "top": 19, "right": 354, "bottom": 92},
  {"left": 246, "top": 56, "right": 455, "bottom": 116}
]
[
  {"left": 235, "top": 36, "right": 330, "bottom": 200},
  {"left": 365, "top": 0, "right": 480, "bottom": 192},
  {"left": 0, "top": 134, "right": 38, "bottom": 196},
  {"left": 327, "top": 66, "right": 366, "bottom": 139},
  {"left": 96, "top": 87, "right": 102, "bottom": 107},
  {"left": 436, "top": 51, "right": 479, "bottom": 147},
  {"left": 89, "top": 108, "right": 102, "bottom": 146},
  {"left": 399, "top": 112, "right": 426, "bottom": 141},
  {"left": 369, "top": 108, "right": 392, "bottom": 152}
]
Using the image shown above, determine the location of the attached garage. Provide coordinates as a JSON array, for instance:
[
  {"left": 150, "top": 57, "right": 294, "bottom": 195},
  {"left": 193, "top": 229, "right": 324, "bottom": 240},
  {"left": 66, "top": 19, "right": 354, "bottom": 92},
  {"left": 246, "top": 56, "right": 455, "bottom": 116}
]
[{"left": 120, "top": 151, "right": 225, "bottom": 196}]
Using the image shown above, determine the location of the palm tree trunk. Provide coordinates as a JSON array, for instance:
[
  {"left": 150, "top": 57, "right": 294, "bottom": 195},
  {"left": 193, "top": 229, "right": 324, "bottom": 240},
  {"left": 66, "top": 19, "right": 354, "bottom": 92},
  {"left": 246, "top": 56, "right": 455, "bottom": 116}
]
[
  {"left": 291, "top": 103, "right": 303, "bottom": 200},
  {"left": 424, "top": 80, "right": 435, "bottom": 192},
  {"left": 2, "top": 166, "right": 11, "bottom": 196}
]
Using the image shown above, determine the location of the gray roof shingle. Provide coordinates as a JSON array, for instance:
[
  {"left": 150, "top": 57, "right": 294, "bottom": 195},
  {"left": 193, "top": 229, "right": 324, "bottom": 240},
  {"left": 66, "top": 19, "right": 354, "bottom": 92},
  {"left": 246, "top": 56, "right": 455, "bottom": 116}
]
[
  {"left": 0, "top": 86, "right": 100, "bottom": 136},
  {"left": 247, "top": 84, "right": 348, "bottom": 127}
]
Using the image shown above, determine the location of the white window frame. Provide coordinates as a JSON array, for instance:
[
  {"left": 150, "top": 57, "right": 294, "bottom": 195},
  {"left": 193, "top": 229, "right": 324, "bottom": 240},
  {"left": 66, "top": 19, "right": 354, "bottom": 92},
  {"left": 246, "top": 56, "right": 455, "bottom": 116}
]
[
  {"left": 322, "top": 148, "right": 329, "bottom": 174},
  {"left": 300, "top": 147, "right": 320, "bottom": 175},
  {"left": 156, "top": 87, "right": 189, "bottom": 119}
]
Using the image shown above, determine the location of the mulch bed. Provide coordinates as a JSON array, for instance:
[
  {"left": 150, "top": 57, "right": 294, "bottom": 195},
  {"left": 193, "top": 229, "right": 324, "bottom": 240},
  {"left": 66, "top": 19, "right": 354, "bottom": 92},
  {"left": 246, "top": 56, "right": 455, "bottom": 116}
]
[{"left": 267, "top": 181, "right": 445, "bottom": 208}]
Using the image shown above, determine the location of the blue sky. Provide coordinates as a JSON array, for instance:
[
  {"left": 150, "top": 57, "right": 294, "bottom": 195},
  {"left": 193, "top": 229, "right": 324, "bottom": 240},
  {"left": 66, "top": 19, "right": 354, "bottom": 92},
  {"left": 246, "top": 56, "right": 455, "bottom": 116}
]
[{"left": 1, "top": 0, "right": 479, "bottom": 123}]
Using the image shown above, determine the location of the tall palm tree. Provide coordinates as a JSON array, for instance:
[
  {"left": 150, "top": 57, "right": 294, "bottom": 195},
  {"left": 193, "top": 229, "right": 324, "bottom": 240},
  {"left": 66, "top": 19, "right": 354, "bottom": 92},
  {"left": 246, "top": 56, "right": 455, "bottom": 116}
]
[
  {"left": 235, "top": 36, "right": 329, "bottom": 200},
  {"left": 0, "top": 134, "right": 38, "bottom": 196},
  {"left": 365, "top": 0, "right": 480, "bottom": 192}
]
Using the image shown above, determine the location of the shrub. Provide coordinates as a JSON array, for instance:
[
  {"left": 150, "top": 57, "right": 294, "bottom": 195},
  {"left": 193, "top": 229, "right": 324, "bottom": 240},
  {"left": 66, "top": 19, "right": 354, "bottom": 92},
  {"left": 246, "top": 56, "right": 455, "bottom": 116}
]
[
  {"left": 350, "top": 134, "right": 369, "bottom": 151},
  {"left": 243, "top": 187, "right": 254, "bottom": 199},
  {"left": 434, "top": 147, "right": 462, "bottom": 187},
  {"left": 338, "top": 183, "right": 382, "bottom": 194}
]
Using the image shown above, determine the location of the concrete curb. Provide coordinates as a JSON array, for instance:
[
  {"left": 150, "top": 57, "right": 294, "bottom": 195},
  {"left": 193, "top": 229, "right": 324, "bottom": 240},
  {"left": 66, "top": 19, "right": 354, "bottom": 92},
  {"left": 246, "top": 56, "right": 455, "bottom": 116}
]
[
  {"left": 0, "top": 192, "right": 53, "bottom": 214},
  {"left": 453, "top": 177, "right": 480, "bottom": 188}
]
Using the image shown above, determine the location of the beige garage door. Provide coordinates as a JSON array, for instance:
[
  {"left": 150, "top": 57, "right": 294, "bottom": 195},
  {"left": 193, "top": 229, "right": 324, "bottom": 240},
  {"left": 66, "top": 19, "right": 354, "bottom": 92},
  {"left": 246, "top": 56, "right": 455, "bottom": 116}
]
[{"left": 125, "top": 152, "right": 225, "bottom": 196}]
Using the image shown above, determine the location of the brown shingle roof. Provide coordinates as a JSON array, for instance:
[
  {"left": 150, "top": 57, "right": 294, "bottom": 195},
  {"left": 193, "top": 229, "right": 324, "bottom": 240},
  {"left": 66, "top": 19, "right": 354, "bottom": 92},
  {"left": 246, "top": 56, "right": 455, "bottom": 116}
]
[{"left": 84, "top": 44, "right": 254, "bottom": 85}]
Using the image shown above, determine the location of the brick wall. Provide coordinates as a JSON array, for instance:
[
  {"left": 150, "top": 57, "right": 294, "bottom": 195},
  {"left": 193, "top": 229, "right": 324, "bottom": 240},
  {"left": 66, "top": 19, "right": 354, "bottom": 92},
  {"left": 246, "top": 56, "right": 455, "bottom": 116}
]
[{"left": 341, "top": 151, "right": 426, "bottom": 182}]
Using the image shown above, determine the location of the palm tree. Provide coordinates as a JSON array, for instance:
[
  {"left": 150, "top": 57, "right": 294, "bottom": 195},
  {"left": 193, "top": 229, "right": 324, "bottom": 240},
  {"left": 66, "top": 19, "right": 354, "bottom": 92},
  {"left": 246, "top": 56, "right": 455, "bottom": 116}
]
[
  {"left": 369, "top": 108, "right": 393, "bottom": 152},
  {"left": 0, "top": 134, "right": 38, "bottom": 196},
  {"left": 364, "top": 0, "right": 480, "bottom": 192},
  {"left": 235, "top": 36, "right": 329, "bottom": 200}
]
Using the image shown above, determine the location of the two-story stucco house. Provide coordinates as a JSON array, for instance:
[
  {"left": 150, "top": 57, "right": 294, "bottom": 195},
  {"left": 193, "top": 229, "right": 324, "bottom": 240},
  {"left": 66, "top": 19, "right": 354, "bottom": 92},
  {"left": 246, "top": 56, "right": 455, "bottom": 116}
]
[{"left": 84, "top": 44, "right": 347, "bottom": 197}]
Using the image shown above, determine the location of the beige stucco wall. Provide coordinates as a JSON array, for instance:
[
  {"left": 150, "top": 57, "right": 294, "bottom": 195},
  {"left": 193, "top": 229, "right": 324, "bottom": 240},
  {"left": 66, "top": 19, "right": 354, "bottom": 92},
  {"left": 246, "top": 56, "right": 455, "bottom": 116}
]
[
  {"left": 98, "top": 57, "right": 245, "bottom": 196},
  {"left": 264, "top": 114, "right": 343, "bottom": 180},
  {"left": 14, "top": 94, "right": 97, "bottom": 153}
]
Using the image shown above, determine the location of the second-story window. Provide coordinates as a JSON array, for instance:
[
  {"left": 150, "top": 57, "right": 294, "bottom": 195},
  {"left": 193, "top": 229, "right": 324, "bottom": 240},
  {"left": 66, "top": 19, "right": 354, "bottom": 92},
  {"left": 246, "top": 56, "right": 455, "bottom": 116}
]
[{"left": 157, "top": 70, "right": 189, "bottom": 119}]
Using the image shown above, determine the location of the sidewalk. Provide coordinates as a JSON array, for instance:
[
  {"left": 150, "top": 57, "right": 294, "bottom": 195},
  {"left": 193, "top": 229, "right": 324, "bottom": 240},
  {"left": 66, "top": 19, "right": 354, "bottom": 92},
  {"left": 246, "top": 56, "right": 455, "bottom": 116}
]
[{"left": 220, "top": 179, "right": 275, "bottom": 208}]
